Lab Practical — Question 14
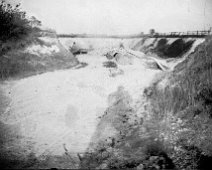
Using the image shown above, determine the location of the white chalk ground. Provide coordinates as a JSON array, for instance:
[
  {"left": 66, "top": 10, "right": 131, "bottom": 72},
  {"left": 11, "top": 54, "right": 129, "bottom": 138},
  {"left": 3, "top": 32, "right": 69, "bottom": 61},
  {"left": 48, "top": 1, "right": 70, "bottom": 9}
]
[
  {"left": 0, "top": 49, "right": 161, "bottom": 158},
  {"left": 1, "top": 37, "right": 203, "bottom": 159}
]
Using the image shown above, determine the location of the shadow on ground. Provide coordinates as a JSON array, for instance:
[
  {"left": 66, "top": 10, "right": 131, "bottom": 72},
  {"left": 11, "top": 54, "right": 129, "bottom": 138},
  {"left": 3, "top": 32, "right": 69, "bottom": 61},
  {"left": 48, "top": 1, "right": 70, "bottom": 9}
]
[{"left": 78, "top": 86, "right": 175, "bottom": 169}]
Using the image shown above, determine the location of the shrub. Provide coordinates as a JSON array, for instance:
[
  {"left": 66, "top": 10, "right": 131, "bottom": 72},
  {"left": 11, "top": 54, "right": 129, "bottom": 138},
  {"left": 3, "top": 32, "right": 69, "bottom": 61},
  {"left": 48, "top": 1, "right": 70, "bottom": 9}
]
[
  {"left": 0, "top": 0, "right": 44, "bottom": 79},
  {"left": 0, "top": 0, "right": 41, "bottom": 55}
]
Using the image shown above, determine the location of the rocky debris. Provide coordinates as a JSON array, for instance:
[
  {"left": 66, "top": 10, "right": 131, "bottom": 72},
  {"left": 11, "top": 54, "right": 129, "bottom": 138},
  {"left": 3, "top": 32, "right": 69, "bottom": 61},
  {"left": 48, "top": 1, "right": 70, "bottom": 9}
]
[
  {"left": 104, "top": 48, "right": 134, "bottom": 65},
  {"left": 102, "top": 61, "right": 117, "bottom": 68},
  {"left": 104, "top": 48, "right": 169, "bottom": 71},
  {"left": 105, "top": 52, "right": 114, "bottom": 60},
  {"left": 102, "top": 60, "right": 124, "bottom": 77}
]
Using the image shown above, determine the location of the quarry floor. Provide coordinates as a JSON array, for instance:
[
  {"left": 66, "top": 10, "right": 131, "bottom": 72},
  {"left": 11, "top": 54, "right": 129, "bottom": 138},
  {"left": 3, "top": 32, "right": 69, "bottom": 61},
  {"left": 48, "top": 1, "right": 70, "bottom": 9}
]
[{"left": 0, "top": 50, "right": 162, "bottom": 167}]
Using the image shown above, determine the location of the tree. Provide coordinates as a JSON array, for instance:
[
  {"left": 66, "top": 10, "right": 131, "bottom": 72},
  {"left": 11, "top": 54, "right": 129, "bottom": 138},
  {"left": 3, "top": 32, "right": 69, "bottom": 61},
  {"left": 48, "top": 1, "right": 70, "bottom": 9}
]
[{"left": 0, "top": 0, "right": 41, "bottom": 55}]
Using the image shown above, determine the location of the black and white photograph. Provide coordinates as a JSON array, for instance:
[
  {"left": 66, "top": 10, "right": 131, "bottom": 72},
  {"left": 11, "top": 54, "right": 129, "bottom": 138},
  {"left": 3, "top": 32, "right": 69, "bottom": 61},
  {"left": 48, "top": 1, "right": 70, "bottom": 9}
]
[{"left": 0, "top": 0, "right": 212, "bottom": 169}]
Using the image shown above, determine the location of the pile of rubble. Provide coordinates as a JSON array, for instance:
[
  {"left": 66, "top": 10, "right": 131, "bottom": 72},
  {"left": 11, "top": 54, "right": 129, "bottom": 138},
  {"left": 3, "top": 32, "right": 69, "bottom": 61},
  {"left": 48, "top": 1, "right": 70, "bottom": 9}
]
[{"left": 104, "top": 48, "right": 134, "bottom": 65}]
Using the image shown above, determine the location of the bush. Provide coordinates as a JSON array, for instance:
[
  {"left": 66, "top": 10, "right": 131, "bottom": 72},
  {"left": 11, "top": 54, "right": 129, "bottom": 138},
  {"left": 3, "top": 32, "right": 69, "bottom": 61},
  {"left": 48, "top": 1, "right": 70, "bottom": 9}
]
[
  {"left": 0, "top": 0, "right": 41, "bottom": 55},
  {"left": 0, "top": 0, "right": 44, "bottom": 79}
]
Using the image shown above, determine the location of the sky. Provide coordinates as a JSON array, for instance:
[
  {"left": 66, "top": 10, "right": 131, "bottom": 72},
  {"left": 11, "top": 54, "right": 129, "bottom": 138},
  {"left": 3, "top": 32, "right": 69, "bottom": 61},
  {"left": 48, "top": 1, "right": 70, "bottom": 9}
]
[{"left": 10, "top": 0, "right": 212, "bottom": 35}]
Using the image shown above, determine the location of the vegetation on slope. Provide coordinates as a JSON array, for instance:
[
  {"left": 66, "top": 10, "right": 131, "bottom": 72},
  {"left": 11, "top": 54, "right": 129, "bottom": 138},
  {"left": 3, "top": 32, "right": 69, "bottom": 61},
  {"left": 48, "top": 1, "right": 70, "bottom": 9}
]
[
  {"left": 133, "top": 38, "right": 194, "bottom": 58},
  {"left": 0, "top": 1, "right": 41, "bottom": 55},
  {"left": 79, "top": 87, "right": 175, "bottom": 169},
  {"left": 0, "top": 0, "right": 77, "bottom": 80},
  {"left": 79, "top": 37, "right": 211, "bottom": 169},
  {"left": 145, "top": 36, "right": 212, "bottom": 169}
]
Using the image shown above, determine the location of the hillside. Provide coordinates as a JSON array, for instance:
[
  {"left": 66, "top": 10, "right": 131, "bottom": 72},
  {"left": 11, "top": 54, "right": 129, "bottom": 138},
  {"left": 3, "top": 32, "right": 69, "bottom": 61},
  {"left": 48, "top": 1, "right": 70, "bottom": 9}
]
[
  {"left": 78, "top": 37, "right": 212, "bottom": 169},
  {"left": 145, "top": 36, "right": 212, "bottom": 169},
  {"left": 0, "top": 32, "right": 78, "bottom": 80}
]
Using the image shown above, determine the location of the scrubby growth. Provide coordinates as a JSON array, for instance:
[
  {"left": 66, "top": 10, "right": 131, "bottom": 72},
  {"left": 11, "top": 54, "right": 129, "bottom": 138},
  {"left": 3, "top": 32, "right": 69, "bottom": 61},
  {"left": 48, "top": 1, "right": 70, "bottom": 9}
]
[
  {"left": 79, "top": 87, "right": 175, "bottom": 169},
  {"left": 145, "top": 36, "right": 212, "bottom": 169},
  {"left": 0, "top": 0, "right": 77, "bottom": 79},
  {"left": 0, "top": 0, "right": 42, "bottom": 78},
  {"left": 0, "top": 0, "right": 41, "bottom": 55}
]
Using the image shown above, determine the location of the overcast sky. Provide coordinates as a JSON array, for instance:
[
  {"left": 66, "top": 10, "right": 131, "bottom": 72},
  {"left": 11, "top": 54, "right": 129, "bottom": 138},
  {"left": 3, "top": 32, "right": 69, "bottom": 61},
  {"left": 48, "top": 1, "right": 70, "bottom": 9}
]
[{"left": 15, "top": 0, "right": 212, "bottom": 34}]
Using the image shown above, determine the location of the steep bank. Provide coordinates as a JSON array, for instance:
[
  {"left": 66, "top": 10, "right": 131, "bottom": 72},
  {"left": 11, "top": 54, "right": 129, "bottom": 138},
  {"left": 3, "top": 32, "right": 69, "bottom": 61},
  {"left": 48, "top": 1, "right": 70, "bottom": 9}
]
[
  {"left": 131, "top": 37, "right": 205, "bottom": 71},
  {"left": 131, "top": 37, "right": 205, "bottom": 58},
  {"left": 60, "top": 37, "right": 204, "bottom": 70},
  {"left": 0, "top": 33, "right": 79, "bottom": 168},
  {"left": 60, "top": 37, "right": 204, "bottom": 58},
  {"left": 0, "top": 33, "right": 78, "bottom": 80},
  {"left": 145, "top": 36, "right": 212, "bottom": 169}
]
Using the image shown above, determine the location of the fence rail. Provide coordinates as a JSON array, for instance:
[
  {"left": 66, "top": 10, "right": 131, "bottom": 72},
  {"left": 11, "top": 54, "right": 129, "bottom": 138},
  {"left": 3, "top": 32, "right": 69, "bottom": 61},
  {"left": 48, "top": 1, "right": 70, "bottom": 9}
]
[
  {"left": 57, "top": 29, "right": 212, "bottom": 39},
  {"left": 150, "top": 29, "right": 212, "bottom": 38}
]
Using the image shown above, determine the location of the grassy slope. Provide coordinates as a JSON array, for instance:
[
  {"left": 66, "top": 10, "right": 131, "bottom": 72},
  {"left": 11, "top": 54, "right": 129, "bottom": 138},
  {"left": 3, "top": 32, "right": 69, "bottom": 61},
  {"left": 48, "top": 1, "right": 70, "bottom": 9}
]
[
  {"left": 79, "top": 37, "right": 212, "bottom": 169},
  {"left": 0, "top": 34, "right": 79, "bottom": 168},
  {"left": 145, "top": 36, "right": 212, "bottom": 169},
  {"left": 79, "top": 87, "right": 175, "bottom": 169},
  {"left": 0, "top": 35, "right": 78, "bottom": 80}
]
